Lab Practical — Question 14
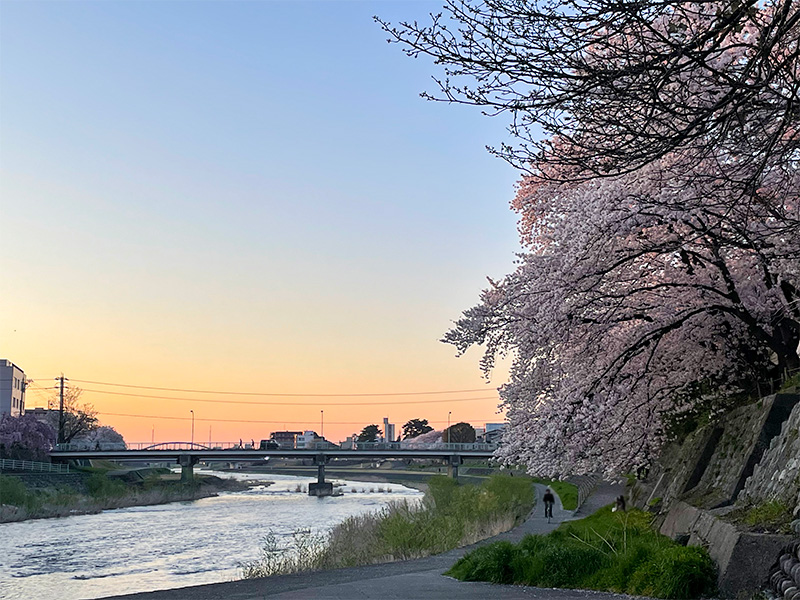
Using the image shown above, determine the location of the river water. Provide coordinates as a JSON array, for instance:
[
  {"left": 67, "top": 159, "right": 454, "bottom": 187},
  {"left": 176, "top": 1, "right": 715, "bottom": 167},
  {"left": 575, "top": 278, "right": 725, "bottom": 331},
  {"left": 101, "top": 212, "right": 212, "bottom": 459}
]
[{"left": 0, "top": 471, "right": 423, "bottom": 600}]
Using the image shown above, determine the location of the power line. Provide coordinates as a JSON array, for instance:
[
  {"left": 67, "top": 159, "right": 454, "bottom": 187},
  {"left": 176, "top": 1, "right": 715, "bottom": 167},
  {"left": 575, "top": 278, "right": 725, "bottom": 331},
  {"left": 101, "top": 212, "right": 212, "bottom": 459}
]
[
  {"left": 67, "top": 378, "right": 493, "bottom": 397},
  {"left": 98, "top": 411, "right": 503, "bottom": 425},
  {"left": 79, "top": 387, "right": 500, "bottom": 406}
]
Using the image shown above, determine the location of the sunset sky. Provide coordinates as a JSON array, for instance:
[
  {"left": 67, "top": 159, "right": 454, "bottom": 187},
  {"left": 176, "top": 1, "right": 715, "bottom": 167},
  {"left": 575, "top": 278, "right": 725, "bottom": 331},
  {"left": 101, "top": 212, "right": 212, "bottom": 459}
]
[{"left": 0, "top": 1, "right": 521, "bottom": 444}]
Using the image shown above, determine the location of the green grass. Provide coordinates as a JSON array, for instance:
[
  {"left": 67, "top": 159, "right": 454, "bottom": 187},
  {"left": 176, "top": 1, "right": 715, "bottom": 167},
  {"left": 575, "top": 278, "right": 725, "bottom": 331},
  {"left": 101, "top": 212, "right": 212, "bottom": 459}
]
[
  {"left": 530, "top": 477, "right": 579, "bottom": 510},
  {"left": 447, "top": 507, "right": 717, "bottom": 599},
  {"left": 242, "top": 474, "right": 536, "bottom": 577},
  {"left": 780, "top": 372, "right": 800, "bottom": 391},
  {"left": 0, "top": 475, "right": 36, "bottom": 508},
  {"left": 726, "top": 499, "right": 793, "bottom": 533},
  {"left": 86, "top": 473, "right": 127, "bottom": 499}
]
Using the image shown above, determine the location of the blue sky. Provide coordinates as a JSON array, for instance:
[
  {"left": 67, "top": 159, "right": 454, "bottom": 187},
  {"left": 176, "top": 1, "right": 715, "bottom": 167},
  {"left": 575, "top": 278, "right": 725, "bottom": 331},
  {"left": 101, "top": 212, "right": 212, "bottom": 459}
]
[{"left": 0, "top": 1, "right": 522, "bottom": 441}]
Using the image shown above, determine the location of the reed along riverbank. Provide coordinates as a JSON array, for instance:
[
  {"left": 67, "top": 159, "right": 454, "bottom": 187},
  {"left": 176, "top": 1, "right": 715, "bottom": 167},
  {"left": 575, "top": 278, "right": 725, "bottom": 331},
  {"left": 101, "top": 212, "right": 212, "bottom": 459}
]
[{"left": 242, "top": 474, "right": 535, "bottom": 578}]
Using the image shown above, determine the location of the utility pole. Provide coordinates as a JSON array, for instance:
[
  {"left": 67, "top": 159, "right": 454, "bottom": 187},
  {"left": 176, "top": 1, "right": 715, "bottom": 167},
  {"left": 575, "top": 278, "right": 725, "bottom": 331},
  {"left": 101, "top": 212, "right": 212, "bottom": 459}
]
[
  {"left": 56, "top": 374, "right": 68, "bottom": 446},
  {"left": 321, "top": 410, "right": 324, "bottom": 440},
  {"left": 447, "top": 411, "right": 452, "bottom": 444},
  {"left": 190, "top": 410, "right": 195, "bottom": 446}
]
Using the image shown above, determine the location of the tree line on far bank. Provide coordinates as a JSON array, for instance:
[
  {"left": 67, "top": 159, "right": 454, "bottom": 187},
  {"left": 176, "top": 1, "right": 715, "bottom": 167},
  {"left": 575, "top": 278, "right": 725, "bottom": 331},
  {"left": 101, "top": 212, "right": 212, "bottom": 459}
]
[
  {"left": 0, "top": 387, "right": 124, "bottom": 462},
  {"left": 355, "top": 419, "right": 477, "bottom": 443}
]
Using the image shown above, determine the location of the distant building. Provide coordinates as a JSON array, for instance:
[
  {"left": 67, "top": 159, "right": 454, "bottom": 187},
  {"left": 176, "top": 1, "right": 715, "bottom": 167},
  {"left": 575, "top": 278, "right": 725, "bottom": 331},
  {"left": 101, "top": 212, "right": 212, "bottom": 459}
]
[
  {"left": 270, "top": 430, "right": 302, "bottom": 449},
  {"left": 296, "top": 430, "right": 338, "bottom": 449},
  {"left": 340, "top": 435, "right": 358, "bottom": 450},
  {"left": 382, "top": 417, "right": 396, "bottom": 443},
  {"left": 484, "top": 422, "right": 506, "bottom": 444},
  {"left": 25, "top": 407, "right": 58, "bottom": 423},
  {"left": 295, "top": 430, "right": 318, "bottom": 449},
  {"left": 0, "top": 360, "right": 26, "bottom": 418}
]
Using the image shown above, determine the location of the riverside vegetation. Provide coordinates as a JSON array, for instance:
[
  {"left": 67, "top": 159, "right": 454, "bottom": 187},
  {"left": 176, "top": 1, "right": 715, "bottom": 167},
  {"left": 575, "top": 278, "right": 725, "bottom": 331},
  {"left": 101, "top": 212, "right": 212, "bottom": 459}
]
[
  {"left": 241, "top": 474, "right": 535, "bottom": 578},
  {"left": 0, "top": 468, "right": 250, "bottom": 522},
  {"left": 447, "top": 506, "right": 716, "bottom": 599}
]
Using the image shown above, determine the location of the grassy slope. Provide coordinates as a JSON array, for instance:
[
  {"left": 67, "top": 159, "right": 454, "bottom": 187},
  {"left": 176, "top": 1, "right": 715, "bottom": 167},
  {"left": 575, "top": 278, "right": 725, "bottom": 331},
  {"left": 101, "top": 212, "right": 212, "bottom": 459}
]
[
  {"left": 0, "top": 471, "right": 247, "bottom": 522},
  {"left": 447, "top": 506, "right": 716, "bottom": 599},
  {"left": 242, "top": 474, "right": 536, "bottom": 578}
]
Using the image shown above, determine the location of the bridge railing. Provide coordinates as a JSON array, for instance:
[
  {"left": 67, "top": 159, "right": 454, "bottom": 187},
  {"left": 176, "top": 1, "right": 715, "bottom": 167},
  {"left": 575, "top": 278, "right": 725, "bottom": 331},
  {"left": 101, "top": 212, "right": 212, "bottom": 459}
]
[
  {"left": 0, "top": 458, "right": 70, "bottom": 474},
  {"left": 54, "top": 442, "right": 128, "bottom": 452},
  {"left": 124, "top": 441, "right": 255, "bottom": 451},
  {"left": 52, "top": 441, "right": 500, "bottom": 453},
  {"left": 356, "top": 442, "right": 499, "bottom": 452}
]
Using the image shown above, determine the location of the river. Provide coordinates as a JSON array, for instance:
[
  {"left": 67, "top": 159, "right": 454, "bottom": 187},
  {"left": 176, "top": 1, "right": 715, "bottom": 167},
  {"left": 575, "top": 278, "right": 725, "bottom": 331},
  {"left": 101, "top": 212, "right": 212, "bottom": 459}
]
[{"left": 0, "top": 470, "right": 424, "bottom": 600}]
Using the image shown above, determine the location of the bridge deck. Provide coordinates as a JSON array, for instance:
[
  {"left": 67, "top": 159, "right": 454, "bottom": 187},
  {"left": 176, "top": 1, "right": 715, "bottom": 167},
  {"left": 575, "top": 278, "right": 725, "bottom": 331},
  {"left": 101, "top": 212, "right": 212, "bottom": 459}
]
[{"left": 50, "top": 449, "right": 496, "bottom": 461}]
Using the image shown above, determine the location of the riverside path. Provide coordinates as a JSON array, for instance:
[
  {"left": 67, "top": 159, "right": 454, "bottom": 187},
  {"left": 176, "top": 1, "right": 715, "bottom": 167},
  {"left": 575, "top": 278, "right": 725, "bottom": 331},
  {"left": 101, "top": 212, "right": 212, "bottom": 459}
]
[{"left": 101, "top": 482, "right": 629, "bottom": 600}]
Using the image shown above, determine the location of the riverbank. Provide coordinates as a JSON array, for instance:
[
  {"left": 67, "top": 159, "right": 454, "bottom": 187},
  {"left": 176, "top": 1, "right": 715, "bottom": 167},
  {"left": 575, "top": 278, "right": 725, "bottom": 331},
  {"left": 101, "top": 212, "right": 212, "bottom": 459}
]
[
  {"left": 102, "top": 482, "right": 626, "bottom": 600},
  {"left": 234, "top": 463, "right": 507, "bottom": 491},
  {"left": 0, "top": 471, "right": 259, "bottom": 523},
  {"left": 241, "top": 474, "right": 535, "bottom": 578},
  {"left": 0, "top": 473, "right": 422, "bottom": 600}
]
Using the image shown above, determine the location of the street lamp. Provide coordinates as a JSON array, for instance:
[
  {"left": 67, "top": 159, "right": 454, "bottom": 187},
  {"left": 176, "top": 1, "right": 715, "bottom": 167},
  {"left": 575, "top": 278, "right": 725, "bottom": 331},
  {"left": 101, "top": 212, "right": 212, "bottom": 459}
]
[
  {"left": 190, "top": 410, "right": 195, "bottom": 446},
  {"left": 321, "top": 410, "right": 324, "bottom": 440},
  {"left": 447, "top": 411, "right": 452, "bottom": 444}
]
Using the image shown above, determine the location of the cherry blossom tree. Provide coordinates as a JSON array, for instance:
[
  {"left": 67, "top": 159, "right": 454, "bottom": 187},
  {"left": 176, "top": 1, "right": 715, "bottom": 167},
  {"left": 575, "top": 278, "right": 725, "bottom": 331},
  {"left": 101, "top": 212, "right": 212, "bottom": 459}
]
[
  {"left": 379, "top": 0, "right": 800, "bottom": 200},
  {"left": 70, "top": 425, "right": 127, "bottom": 451},
  {"left": 445, "top": 154, "right": 799, "bottom": 475},
  {"left": 402, "top": 428, "right": 443, "bottom": 445},
  {"left": 0, "top": 414, "right": 56, "bottom": 462},
  {"left": 384, "top": 0, "right": 800, "bottom": 475}
]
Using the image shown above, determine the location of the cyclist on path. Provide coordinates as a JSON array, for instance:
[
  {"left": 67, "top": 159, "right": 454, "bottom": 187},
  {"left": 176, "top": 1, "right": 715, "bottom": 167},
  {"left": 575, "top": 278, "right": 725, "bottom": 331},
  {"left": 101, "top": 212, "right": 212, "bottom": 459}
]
[{"left": 543, "top": 488, "right": 555, "bottom": 520}]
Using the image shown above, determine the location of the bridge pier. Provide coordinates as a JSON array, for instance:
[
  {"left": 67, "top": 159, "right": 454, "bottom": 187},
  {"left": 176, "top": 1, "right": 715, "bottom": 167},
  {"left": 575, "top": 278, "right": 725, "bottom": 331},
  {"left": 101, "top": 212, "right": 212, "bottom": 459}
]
[
  {"left": 447, "top": 455, "right": 462, "bottom": 480},
  {"left": 178, "top": 453, "right": 198, "bottom": 484},
  {"left": 308, "top": 454, "right": 333, "bottom": 496}
]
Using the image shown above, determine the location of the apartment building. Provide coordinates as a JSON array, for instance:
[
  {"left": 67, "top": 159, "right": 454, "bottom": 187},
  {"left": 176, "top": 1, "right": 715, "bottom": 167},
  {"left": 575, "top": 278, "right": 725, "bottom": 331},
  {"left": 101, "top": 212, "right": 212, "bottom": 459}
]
[{"left": 0, "top": 360, "right": 26, "bottom": 418}]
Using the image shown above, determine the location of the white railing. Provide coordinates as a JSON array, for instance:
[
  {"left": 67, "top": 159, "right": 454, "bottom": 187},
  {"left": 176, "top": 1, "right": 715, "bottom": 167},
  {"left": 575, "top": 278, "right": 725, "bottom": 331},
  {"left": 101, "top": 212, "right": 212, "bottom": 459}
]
[
  {"left": 0, "top": 458, "right": 70, "bottom": 474},
  {"left": 54, "top": 441, "right": 500, "bottom": 452},
  {"left": 356, "top": 442, "right": 499, "bottom": 451}
]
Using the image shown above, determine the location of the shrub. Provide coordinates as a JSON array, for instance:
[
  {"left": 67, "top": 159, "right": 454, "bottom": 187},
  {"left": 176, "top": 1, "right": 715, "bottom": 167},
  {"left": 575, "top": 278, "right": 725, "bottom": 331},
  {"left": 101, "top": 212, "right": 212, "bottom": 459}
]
[
  {"left": 629, "top": 546, "right": 717, "bottom": 598},
  {"left": 448, "top": 541, "right": 517, "bottom": 583},
  {"left": 0, "top": 475, "right": 29, "bottom": 506},
  {"left": 447, "top": 507, "right": 717, "bottom": 599},
  {"left": 86, "top": 473, "right": 126, "bottom": 498}
]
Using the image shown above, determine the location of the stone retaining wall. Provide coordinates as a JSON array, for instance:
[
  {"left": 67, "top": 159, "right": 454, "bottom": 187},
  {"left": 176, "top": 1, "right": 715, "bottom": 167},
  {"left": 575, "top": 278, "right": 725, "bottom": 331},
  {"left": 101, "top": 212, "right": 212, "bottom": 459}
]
[
  {"left": 741, "top": 396, "right": 800, "bottom": 511},
  {"left": 660, "top": 500, "right": 793, "bottom": 596},
  {"left": 633, "top": 392, "right": 800, "bottom": 597}
]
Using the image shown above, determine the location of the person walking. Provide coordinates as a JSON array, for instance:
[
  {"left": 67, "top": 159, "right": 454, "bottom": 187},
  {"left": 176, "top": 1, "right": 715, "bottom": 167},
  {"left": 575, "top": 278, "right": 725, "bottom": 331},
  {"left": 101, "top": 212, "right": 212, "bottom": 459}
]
[{"left": 543, "top": 488, "right": 555, "bottom": 521}]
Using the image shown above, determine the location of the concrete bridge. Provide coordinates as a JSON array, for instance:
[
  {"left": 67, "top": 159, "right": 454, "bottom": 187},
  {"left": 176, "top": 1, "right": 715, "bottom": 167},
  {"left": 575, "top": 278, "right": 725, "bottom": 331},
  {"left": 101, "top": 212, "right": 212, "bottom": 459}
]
[{"left": 49, "top": 445, "right": 497, "bottom": 496}]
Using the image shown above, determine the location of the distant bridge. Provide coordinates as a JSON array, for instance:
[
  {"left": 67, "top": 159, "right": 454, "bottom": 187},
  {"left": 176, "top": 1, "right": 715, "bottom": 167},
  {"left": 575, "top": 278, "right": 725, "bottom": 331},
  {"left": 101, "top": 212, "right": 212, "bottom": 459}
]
[{"left": 49, "top": 443, "right": 498, "bottom": 495}]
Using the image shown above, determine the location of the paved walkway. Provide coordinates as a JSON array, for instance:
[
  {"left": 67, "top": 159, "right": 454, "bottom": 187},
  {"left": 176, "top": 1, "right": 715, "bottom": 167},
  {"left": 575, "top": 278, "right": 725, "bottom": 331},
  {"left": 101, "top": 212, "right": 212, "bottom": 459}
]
[{"left": 105, "top": 482, "right": 627, "bottom": 600}]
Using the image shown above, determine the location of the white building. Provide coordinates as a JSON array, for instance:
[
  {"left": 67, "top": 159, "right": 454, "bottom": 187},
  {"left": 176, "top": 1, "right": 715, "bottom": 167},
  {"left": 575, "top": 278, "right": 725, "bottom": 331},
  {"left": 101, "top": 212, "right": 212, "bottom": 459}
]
[
  {"left": 295, "top": 430, "right": 338, "bottom": 449},
  {"left": 0, "top": 360, "right": 26, "bottom": 418},
  {"left": 382, "top": 417, "right": 396, "bottom": 443},
  {"left": 295, "top": 431, "right": 319, "bottom": 449}
]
